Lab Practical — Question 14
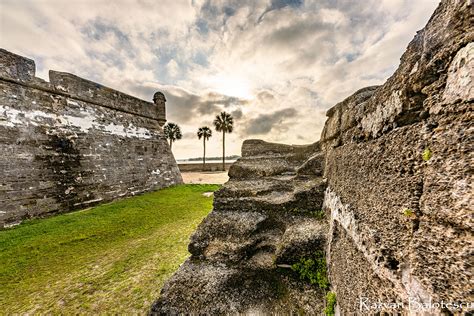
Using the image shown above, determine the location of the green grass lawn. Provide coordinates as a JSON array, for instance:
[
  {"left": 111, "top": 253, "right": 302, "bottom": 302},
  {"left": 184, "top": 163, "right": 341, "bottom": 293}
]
[{"left": 0, "top": 184, "right": 219, "bottom": 314}]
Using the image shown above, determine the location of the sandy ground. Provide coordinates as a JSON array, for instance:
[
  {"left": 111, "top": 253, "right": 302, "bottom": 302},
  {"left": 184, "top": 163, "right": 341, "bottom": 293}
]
[{"left": 181, "top": 171, "right": 229, "bottom": 184}]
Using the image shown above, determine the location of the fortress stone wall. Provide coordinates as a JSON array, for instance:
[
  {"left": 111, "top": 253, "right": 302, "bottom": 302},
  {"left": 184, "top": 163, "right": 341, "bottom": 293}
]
[
  {"left": 0, "top": 49, "right": 182, "bottom": 227},
  {"left": 321, "top": 0, "right": 473, "bottom": 312}
]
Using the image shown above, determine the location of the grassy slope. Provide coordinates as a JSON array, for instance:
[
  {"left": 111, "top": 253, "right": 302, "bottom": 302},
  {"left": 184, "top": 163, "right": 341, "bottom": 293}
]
[{"left": 0, "top": 184, "right": 219, "bottom": 314}]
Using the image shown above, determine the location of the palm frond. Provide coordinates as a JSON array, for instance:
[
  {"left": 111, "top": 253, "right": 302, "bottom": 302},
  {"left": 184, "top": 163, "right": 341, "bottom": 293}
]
[
  {"left": 164, "top": 122, "right": 182, "bottom": 141},
  {"left": 213, "top": 111, "right": 234, "bottom": 133},
  {"left": 197, "top": 126, "right": 212, "bottom": 140}
]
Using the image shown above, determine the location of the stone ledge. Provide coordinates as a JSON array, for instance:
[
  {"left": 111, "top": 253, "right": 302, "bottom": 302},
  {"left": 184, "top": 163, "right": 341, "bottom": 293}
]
[{"left": 0, "top": 48, "right": 35, "bottom": 81}]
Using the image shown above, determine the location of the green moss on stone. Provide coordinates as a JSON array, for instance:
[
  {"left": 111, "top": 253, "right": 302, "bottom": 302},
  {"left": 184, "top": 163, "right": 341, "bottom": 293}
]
[
  {"left": 291, "top": 251, "right": 329, "bottom": 289},
  {"left": 422, "top": 148, "right": 432, "bottom": 161},
  {"left": 324, "top": 292, "right": 337, "bottom": 316},
  {"left": 290, "top": 208, "right": 325, "bottom": 219},
  {"left": 403, "top": 208, "right": 415, "bottom": 217}
]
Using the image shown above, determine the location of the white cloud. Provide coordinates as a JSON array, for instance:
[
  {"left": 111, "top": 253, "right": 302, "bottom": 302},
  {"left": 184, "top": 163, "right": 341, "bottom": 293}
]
[
  {"left": 0, "top": 0, "right": 440, "bottom": 159},
  {"left": 166, "top": 59, "right": 180, "bottom": 78}
]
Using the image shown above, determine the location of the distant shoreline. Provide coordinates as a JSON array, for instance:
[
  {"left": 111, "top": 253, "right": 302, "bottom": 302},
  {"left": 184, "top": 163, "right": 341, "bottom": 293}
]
[
  {"left": 177, "top": 156, "right": 240, "bottom": 163},
  {"left": 177, "top": 160, "right": 237, "bottom": 165}
]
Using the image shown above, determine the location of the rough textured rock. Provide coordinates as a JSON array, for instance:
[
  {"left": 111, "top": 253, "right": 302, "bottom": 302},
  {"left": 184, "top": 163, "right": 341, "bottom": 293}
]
[
  {"left": 321, "top": 1, "right": 473, "bottom": 314},
  {"left": 0, "top": 49, "right": 182, "bottom": 227},
  {"left": 152, "top": 1, "right": 473, "bottom": 315},
  {"left": 152, "top": 140, "right": 328, "bottom": 314}
]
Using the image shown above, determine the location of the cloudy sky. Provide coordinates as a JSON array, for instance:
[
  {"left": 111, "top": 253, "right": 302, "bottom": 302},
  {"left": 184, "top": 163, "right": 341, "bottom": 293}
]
[{"left": 0, "top": 0, "right": 439, "bottom": 159}]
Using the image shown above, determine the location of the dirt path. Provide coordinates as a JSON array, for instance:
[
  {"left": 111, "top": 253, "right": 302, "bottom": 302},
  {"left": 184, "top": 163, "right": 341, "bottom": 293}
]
[{"left": 181, "top": 172, "right": 229, "bottom": 184}]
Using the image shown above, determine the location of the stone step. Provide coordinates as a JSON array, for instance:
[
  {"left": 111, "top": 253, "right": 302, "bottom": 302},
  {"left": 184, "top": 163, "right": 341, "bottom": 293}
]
[
  {"left": 189, "top": 210, "right": 328, "bottom": 267},
  {"left": 275, "top": 219, "right": 327, "bottom": 264},
  {"left": 228, "top": 141, "right": 324, "bottom": 180},
  {"left": 241, "top": 139, "right": 320, "bottom": 159},
  {"left": 223, "top": 179, "right": 325, "bottom": 213},
  {"left": 215, "top": 178, "right": 295, "bottom": 198},
  {"left": 228, "top": 156, "right": 300, "bottom": 179},
  {"left": 213, "top": 179, "right": 326, "bottom": 213},
  {"left": 216, "top": 176, "right": 324, "bottom": 196},
  {"left": 296, "top": 152, "right": 325, "bottom": 176},
  {"left": 151, "top": 260, "right": 326, "bottom": 314}
]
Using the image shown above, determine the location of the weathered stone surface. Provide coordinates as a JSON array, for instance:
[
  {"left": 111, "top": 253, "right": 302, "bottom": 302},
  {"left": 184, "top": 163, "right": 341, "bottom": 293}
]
[
  {"left": 228, "top": 157, "right": 297, "bottom": 178},
  {"left": 443, "top": 42, "right": 474, "bottom": 104},
  {"left": 49, "top": 71, "right": 166, "bottom": 123},
  {"left": 0, "top": 49, "right": 35, "bottom": 81},
  {"left": 241, "top": 139, "right": 320, "bottom": 158},
  {"left": 214, "top": 177, "right": 326, "bottom": 214},
  {"left": 188, "top": 211, "right": 271, "bottom": 264},
  {"left": 327, "top": 222, "right": 401, "bottom": 315},
  {"left": 152, "top": 140, "right": 328, "bottom": 314},
  {"left": 320, "top": 85, "right": 378, "bottom": 146},
  {"left": 0, "top": 49, "right": 182, "bottom": 227},
  {"left": 275, "top": 218, "right": 326, "bottom": 264},
  {"left": 320, "top": 0, "right": 473, "bottom": 314},
  {"left": 152, "top": 259, "right": 325, "bottom": 315},
  {"left": 229, "top": 140, "right": 322, "bottom": 179},
  {"left": 296, "top": 152, "right": 324, "bottom": 176}
]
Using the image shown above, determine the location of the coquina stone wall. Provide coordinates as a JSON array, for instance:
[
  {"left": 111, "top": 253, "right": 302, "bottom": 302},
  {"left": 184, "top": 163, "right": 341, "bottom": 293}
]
[
  {"left": 321, "top": 0, "right": 473, "bottom": 314},
  {"left": 0, "top": 49, "right": 182, "bottom": 227}
]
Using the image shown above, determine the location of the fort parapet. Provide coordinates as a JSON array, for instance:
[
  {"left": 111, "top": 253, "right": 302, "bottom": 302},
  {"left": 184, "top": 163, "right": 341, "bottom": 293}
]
[{"left": 0, "top": 49, "right": 182, "bottom": 227}]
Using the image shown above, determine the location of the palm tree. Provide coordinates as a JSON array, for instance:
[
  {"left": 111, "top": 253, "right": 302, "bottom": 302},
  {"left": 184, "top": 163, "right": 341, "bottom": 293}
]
[
  {"left": 213, "top": 111, "right": 234, "bottom": 171},
  {"left": 197, "top": 126, "right": 212, "bottom": 169},
  {"left": 163, "top": 122, "right": 182, "bottom": 150}
]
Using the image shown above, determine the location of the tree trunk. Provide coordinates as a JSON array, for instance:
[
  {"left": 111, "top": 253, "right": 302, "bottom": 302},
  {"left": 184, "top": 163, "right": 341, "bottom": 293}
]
[
  {"left": 222, "top": 131, "right": 225, "bottom": 171},
  {"left": 170, "top": 139, "right": 173, "bottom": 150},
  {"left": 203, "top": 138, "right": 206, "bottom": 171}
]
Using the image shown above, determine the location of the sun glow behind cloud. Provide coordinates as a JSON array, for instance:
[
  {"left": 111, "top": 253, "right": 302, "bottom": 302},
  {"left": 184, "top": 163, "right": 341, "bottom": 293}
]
[
  {"left": 204, "top": 74, "right": 253, "bottom": 99},
  {"left": 0, "top": 0, "right": 440, "bottom": 159}
]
